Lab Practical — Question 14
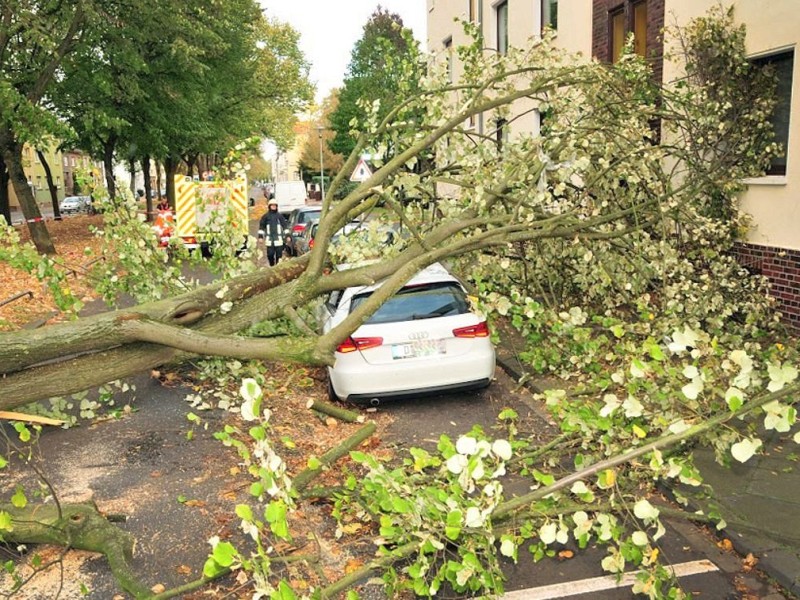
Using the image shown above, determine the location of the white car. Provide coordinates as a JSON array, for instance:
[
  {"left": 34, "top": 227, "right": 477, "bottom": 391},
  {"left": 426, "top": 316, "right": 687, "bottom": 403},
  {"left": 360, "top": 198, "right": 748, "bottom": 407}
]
[{"left": 322, "top": 263, "right": 495, "bottom": 404}]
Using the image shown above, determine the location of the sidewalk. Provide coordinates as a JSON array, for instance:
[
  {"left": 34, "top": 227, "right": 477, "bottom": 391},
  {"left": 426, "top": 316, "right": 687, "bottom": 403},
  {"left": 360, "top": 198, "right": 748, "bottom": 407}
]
[{"left": 494, "top": 334, "right": 800, "bottom": 598}]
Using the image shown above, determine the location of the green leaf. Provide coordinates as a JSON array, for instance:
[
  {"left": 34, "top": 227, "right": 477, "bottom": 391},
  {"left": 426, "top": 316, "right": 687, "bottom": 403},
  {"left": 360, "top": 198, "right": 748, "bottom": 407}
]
[
  {"left": 211, "top": 541, "right": 237, "bottom": 567},
  {"left": 277, "top": 580, "right": 297, "bottom": 600},
  {"left": 177, "top": 494, "right": 187, "bottom": 504},
  {"left": 350, "top": 451, "right": 367, "bottom": 463},
  {"left": 0, "top": 511, "right": 13, "bottom": 532},
  {"left": 203, "top": 557, "right": 226, "bottom": 578},
  {"left": 14, "top": 423, "right": 30, "bottom": 443},
  {"left": 307, "top": 456, "right": 322, "bottom": 470},
  {"left": 0, "top": 455, "right": 8, "bottom": 469},
  {"left": 11, "top": 487, "right": 27, "bottom": 509},
  {"left": 235, "top": 504, "right": 254, "bottom": 521},
  {"left": 498, "top": 408, "right": 518, "bottom": 420}
]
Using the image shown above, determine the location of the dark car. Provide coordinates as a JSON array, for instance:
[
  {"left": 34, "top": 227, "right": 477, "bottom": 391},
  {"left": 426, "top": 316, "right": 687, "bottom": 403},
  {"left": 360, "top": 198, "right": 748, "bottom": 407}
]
[
  {"left": 284, "top": 205, "right": 322, "bottom": 256},
  {"left": 295, "top": 219, "right": 319, "bottom": 256}
]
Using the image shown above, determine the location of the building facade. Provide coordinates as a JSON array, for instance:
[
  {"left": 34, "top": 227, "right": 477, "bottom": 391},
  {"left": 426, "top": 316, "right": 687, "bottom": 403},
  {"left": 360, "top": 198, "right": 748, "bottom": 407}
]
[
  {"left": 7, "top": 145, "right": 102, "bottom": 210},
  {"left": 427, "top": 0, "right": 799, "bottom": 330}
]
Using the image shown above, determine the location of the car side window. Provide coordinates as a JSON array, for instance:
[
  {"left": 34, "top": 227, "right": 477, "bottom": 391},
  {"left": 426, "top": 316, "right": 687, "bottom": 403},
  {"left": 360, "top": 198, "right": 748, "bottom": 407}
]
[{"left": 326, "top": 290, "right": 342, "bottom": 313}]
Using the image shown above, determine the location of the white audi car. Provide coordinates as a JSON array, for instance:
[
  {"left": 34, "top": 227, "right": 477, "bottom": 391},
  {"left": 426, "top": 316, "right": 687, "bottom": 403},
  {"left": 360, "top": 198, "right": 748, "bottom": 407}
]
[{"left": 322, "top": 263, "right": 495, "bottom": 404}]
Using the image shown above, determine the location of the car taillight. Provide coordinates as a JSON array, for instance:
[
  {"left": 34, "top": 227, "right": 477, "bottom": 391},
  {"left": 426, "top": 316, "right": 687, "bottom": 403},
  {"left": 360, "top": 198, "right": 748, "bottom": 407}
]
[
  {"left": 292, "top": 224, "right": 306, "bottom": 234},
  {"left": 309, "top": 238, "right": 314, "bottom": 249},
  {"left": 452, "top": 321, "right": 490, "bottom": 338},
  {"left": 336, "top": 336, "right": 383, "bottom": 353}
]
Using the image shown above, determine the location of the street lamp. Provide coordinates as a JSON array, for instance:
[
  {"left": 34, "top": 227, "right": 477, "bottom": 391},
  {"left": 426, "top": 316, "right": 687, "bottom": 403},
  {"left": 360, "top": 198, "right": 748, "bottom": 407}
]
[{"left": 317, "top": 126, "right": 325, "bottom": 202}]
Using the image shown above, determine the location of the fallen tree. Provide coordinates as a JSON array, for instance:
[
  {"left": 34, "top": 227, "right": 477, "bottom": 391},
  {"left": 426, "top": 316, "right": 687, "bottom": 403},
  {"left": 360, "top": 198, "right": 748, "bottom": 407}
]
[{"left": 2, "top": 7, "right": 799, "bottom": 599}]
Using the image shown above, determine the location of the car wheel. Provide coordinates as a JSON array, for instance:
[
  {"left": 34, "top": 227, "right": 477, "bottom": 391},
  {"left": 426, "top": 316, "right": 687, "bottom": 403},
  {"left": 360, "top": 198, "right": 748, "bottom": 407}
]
[{"left": 326, "top": 376, "right": 339, "bottom": 402}]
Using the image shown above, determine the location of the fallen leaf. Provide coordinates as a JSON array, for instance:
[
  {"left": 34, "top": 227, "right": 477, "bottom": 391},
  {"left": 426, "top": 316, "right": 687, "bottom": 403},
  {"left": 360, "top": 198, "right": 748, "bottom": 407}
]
[
  {"left": 176, "top": 564, "right": 192, "bottom": 575},
  {"left": 325, "top": 417, "right": 338, "bottom": 428},
  {"left": 742, "top": 553, "right": 758, "bottom": 571},
  {"left": 184, "top": 499, "right": 206, "bottom": 508},
  {"left": 150, "top": 584, "right": 166, "bottom": 594},
  {"left": 339, "top": 522, "right": 364, "bottom": 535},
  {"left": 558, "top": 550, "right": 574, "bottom": 560},
  {"left": 345, "top": 558, "right": 364, "bottom": 574},
  {"left": 717, "top": 539, "right": 734, "bottom": 552}
]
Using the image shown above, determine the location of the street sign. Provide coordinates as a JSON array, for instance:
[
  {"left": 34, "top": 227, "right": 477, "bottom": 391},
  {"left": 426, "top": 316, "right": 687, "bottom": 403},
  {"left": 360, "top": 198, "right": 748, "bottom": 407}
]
[{"left": 349, "top": 157, "right": 373, "bottom": 182}]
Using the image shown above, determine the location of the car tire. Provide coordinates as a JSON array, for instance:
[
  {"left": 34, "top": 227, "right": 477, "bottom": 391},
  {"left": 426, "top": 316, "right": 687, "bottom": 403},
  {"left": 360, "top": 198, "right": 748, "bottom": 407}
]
[{"left": 326, "top": 376, "right": 339, "bottom": 403}]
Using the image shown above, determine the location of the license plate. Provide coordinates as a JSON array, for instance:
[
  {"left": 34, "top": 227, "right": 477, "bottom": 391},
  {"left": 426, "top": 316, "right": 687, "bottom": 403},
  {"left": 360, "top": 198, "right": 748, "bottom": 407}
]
[{"left": 391, "top": 339, "right": 446, "bottom": 360}]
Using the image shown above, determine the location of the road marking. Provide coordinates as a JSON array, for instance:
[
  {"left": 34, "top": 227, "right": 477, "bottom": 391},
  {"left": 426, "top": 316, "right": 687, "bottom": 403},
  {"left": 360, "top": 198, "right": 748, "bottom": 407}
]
[{"left": 501, "top": 559, "right": 719, "bottom": 599}]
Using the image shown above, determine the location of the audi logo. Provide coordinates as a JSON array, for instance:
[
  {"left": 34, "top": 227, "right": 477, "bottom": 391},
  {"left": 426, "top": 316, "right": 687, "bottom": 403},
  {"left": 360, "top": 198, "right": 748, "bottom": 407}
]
[{"left": 407, "top": 331, "right": 430, "bottom": 340}]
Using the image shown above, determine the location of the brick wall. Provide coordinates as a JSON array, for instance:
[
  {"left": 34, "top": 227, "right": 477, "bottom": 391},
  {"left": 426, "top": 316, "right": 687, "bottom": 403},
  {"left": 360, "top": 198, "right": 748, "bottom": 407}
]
[
  {"left": 733, "top": 242, "right": 800, "bottom": 332},
  {"left": 592, "top": 0, "right": 665, "bottom": 84}
]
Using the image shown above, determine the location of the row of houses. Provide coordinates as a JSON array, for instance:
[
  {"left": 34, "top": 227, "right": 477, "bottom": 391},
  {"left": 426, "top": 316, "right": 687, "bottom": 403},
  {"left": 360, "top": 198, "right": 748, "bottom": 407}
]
[
  {"left": 7, "top": 144, "right": 103, "bottom": 210},
  {"left": 427, "top": 0, "right": 799, "bottom": 330}
]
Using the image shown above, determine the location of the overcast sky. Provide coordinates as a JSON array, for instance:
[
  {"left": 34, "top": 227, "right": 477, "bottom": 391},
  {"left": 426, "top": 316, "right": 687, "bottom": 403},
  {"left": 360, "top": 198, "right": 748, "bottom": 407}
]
[{"left": 258, "top": 1, "right": 428, "bottom": 103}]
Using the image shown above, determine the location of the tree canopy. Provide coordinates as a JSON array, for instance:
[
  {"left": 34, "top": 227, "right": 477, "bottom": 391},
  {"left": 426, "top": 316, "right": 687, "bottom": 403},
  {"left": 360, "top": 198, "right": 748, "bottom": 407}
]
[
  {"left": 0, "top": 0, "right": 312, "bottom": 251},
  {"left": 328, "top": 7, "right": 422, "bottom": 159}
]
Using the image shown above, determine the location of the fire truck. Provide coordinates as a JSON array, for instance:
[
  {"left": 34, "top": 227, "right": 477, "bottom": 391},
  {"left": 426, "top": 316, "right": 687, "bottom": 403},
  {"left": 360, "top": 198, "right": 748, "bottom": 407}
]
[{"left": 156, "top": 175, "right": 248, "bottom": 251}]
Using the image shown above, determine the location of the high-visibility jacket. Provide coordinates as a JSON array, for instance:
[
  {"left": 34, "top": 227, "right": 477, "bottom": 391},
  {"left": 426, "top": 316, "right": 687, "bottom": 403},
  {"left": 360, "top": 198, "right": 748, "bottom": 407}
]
[{"left": 258, "top": 210, "right": 288, "bottom": 247}]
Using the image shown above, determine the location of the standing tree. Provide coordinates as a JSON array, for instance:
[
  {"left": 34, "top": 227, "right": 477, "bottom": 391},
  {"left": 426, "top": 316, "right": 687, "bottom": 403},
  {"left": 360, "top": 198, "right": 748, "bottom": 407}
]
[
  {"left": 0, "top": 0, "right": 89, "bottom": 254},
  {"left": 328, "top": 7, "right": 422, "bottom": 159}
]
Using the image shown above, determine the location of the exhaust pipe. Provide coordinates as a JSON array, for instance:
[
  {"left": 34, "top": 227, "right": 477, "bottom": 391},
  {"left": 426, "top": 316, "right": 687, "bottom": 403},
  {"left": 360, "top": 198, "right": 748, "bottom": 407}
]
[{"left": 370, "top": 398, "right": 380, "bottom": 407}]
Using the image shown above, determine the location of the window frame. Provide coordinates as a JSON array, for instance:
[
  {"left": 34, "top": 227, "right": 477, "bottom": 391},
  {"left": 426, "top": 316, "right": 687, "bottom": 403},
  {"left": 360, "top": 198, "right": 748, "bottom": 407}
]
[
  {"left": 541, "top": 0, "right": 558, "bottom": 34},
  {"left": 750, "top": 48, "right": 795, "bottom": 178}
]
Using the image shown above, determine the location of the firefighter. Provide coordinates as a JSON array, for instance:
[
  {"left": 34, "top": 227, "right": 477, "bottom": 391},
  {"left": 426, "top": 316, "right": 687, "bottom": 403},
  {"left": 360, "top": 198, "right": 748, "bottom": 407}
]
[{"left": 258, "top": 200, "right": 288, "bottom": 266}]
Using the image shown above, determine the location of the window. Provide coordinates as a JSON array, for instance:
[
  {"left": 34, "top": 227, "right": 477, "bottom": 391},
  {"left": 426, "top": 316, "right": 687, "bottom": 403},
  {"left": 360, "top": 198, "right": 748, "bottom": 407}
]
[
  {"left": 469, "top": 0, "right": 481, "bottom": 23},
  {"left": 610, "top": 2, "right": 648, "bottom": 63},
  {"left": 63, "top": 156, "right": 69, "bottom": 167},
  {"left": 350, "top": 282, "right": 469, "bottom": 325},
  {"left": 610, "top": 8, "right": 625, "bottom": 63},
  {"left": 754, "top": 50, "right": 795, "bottom": 176},
  {"left": 633, "top": 1, "right": 647, "bottom": 58},
  {"left": 444, "top": 36, "right": 453, "bottom": 82},
  {"left": 541, "top": 0, "right": 557, "bottom": 33},
  {"left": 496, "top": 1, "right": 508, "bottom": 55}
]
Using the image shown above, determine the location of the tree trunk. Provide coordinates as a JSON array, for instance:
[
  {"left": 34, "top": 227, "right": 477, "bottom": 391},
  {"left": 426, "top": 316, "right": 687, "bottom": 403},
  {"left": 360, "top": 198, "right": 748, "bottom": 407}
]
[
  {"left": 4, "top": 502, "right": 153, "bottom": 598},
  {"left": 37, "top": 149, "right": 62, "bottom": 220},
  {"left": 129, "top": 158, "right": 136, "bottom": 195},
  {"left": 0, "top": 125, "right": 56, "bottom": 254},
  {"left": 0, "top": 153, "right": 10, "bottom": 226},
  {"left": 155, "top": 160, "right": 162, "bottom": 199},
  {"left": 165, "top": 154, "right": 177, "bottom": 207},
  {"left": 143, "top": 155, "right": 153, "bottom": 219},
  {"left": 102, "top": 134, "right": 117, "bottom": 199}
]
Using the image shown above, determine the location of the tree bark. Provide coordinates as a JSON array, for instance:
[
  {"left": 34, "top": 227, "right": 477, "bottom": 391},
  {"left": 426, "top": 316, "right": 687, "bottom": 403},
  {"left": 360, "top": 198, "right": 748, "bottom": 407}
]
[
  {"left": 102, "top": 134, "right": 117, "bottom": 199},
  {"left": 0, "top": 152, "right": 10, "bottom": 225},
  {"left": 165, "top": 154, "right": 177, "bottom": 207},
  {"left": 0, "top": 125, "right": 56, "bottom": 254},
  {"left": 142, "top": 154, "right": 153, "bottom": 219},
  {"left": 36, "top": 148, "right": 62, "bottom": 220},
  {"left": 3, "top": 502, "right": 152, "bottom": 599}
]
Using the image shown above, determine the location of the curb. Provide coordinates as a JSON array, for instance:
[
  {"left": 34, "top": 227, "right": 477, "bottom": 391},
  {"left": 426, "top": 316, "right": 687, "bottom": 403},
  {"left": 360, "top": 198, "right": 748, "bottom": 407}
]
[{"left": 494, "top": 336, "right": 800, "bottom": 599}]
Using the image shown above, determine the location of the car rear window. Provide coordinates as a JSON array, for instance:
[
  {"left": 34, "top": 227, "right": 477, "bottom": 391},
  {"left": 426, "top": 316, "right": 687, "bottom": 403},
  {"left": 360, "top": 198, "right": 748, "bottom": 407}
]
[
  {"left": 299, "top": 210, "right": 321, "bottom": 224},
  {"left": 350, "top": 282, "right": 470, "bottom": 324}
]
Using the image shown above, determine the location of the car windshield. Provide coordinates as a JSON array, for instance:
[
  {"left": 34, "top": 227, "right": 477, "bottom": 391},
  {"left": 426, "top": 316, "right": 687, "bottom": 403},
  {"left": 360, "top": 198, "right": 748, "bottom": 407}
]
[{"left": 350, "top": 281, "right": 470, "bottom": 324}]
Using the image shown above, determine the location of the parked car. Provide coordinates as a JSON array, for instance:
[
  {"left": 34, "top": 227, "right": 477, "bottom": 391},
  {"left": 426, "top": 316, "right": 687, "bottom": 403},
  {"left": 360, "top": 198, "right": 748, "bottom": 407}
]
[
  {"left": 284, "top": 205, "right": 322, "bottom": 256},
  {"left": 321, "top": 263, "right": 495, "bottom": 404},
  {"left": 294, "top": 218, "right": 319, "bottom": 255},
  {"left": 59, "top": 195, "right": 92, "bottom": 215}
]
